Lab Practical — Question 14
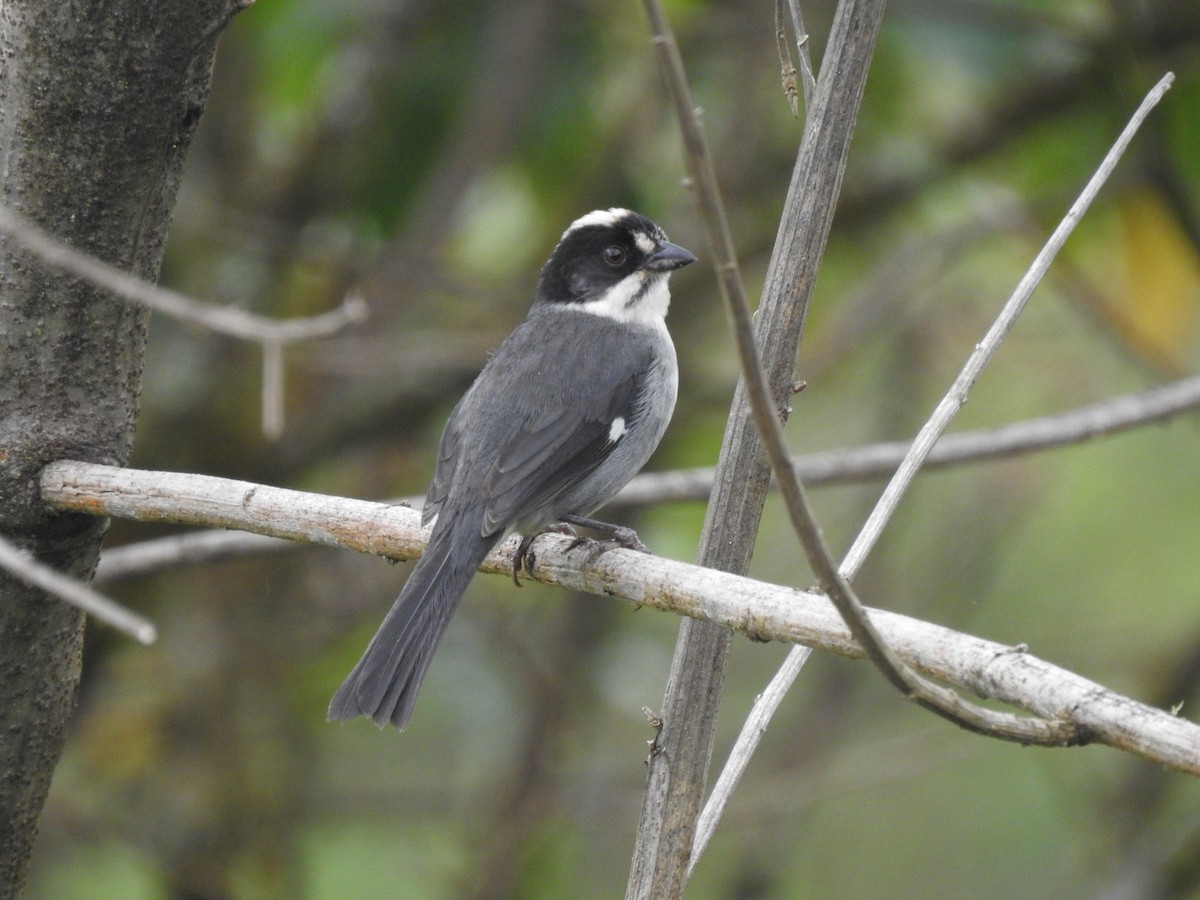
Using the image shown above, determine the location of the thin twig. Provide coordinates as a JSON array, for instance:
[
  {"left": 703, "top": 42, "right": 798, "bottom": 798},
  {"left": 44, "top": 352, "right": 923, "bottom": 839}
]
[
  {"left": 763, "top": 66, "right": 1176, "bottom": 758},
  {"left": 0, "top": 533, "right": 156, "bottom": 644},
  {"left": 785, "top": 0, "right": 817, "bottom": 108},
  {"left": 691, "top": 71, "right": 1178, "bottom": 867},
  {"left": 769, "top": 71, "right": 1175, "bottom": 730},
  {"left": 262, "top": 339, "right": 286, "bottom": 440},
  {"left": 775, "top": 0, "right": 800, "bottom": 117},
  {"left": 0, "top": 204, "right": 368, "bottom": 344},
  {"left": 691, "top": 643, "right": 811, "bottom": 868},
  {"left": 610, "top": 373, "right": 1200, "bottom": 508},
  {"left": 95, "top": 529, "right": 301, "bottom": 583},
  {"left": 825, "top": 68, "right": 1177, "bottom": 722},
  {"left": 840, "top": 71, "right": 1177, "bottom": 581},
  {"left": 0, "top": 203, "right": 368, "bottom": 437},
  {"left": 35, "top": 459, "right": 1200, "bottom": 775}
]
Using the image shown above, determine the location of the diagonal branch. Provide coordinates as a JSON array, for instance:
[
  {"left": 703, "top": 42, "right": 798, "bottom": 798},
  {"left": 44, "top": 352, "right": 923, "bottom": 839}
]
[
  {"left": 0, "top": 533, "right": 156, "bottom": 644},
  {"left": 0, "top": 203, "right": 368, "bottom": 438},
  {"left": 632, "top": 0, "right": 886, "bottom": 892},
  {"left": 689, "top": 71, "right": 1178, "bottom": 866},
  {"left": 802, "top": 71, "right": 1178, "bottom": 735},
  {"left": 840, "top": 72, "right": 1176, "bottom": 581}
]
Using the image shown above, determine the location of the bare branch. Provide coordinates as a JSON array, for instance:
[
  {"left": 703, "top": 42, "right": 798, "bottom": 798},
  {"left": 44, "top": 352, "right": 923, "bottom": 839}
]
[
  {"left": 610, "top": 373, "right": 1200, "bottom": 508},
  {"left": 690, "top": 71, "right": 1179, "bottom": 866},
  {"left": 840, "top": 71, "right": 1176, "bottom": 581},
  {"left": 785, "top": 0, "right": 817, "bottom": 108},
  {"left": 775, "top": 0, "right": 800, "bottom": 117},
  {"left": 691, "top": 643, "right": 812, "bottom": 869},
  {"left": 95, "top": 529, "right": 300, "bottom": 584},
  {"left": 41, "top": 463, "right": 421, "bottom": 557},
  {"left": 92, "top": 372, "right": 1200, "bottom": 583},
  {"left": 0, "top": 204, "right": 367, "bottom": 344},
  {"left": 0, "top": 533, "right": 156, "bottom": 644},
  {"left": 36, "top": 459, "right": 1200, "bottom": 775},
  {"left": 794, "top": 70, "right": 1178, "bottom": 736},
  {"left": 262, "top": 339, "right": 286, "bottom": 441},
  {"left": 0, "top": 203, "right": 368, "bottom": 437}
]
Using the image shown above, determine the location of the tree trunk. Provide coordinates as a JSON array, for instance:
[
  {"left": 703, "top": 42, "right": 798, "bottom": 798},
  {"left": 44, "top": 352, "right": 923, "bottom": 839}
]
[{"left": 0, "top": 1, "right": 236, "bottom": 892}]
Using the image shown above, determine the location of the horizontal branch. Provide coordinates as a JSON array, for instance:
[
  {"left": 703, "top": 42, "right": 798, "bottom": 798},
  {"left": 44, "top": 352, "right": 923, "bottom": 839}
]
[
  {"left": 40, "top": 459, "right": 1200, "bottom": 774},
  {"left": 609, "top": 374, "right": 1200, "bottom": 508},
  {"left": 89, "top": 375, "right": 1200, "bottom": 582},
  {"left": 94, "top": 529, "right": 300, "bottom": 583}
]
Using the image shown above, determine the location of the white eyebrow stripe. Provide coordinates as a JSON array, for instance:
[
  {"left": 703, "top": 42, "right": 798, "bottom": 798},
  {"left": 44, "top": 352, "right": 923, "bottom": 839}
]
[{"left": 563, "top": 208, "right": 632, "bottom": 236}]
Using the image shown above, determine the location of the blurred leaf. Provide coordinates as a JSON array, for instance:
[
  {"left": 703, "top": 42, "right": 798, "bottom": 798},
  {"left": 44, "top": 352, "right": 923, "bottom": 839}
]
[{"left": 1110, "top": 189, "right": 1200, "bottom": 371}]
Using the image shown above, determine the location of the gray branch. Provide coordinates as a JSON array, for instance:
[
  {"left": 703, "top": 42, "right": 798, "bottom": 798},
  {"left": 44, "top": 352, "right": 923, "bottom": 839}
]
[
  {"left": 90, "top": 374, "right": 1200, "bottom": 584},
  {"left": 37, "top": 459, "right": 1200, "bottom": 776},
  {"left": 0, "top": 205, "right": 368, "bottom": 345},
  {"left": 611, "top": 374, "right": 1200, "bottom": 508},
  {"left": 0, "top": 535, "right": 155, "bottom": 644}
]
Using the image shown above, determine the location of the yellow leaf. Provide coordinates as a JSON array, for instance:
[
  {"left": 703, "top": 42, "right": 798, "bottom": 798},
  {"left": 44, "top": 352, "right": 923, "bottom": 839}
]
[{"left": 1113, "top": 189, "right": 1200, "bottom": 371}]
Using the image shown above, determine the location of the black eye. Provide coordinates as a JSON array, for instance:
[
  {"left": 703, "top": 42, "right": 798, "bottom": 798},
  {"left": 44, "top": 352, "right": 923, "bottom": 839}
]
[{"left": 603, "top": 246, "right": 626, "bottom": 267}]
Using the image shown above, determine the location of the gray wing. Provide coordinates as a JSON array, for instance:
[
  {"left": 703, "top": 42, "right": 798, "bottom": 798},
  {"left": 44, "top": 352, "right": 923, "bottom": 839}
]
[
  {"left": 480, "top": 366, "right": 642, "bottom": 535},
  {"left": 422, "top": 310, "right": 658, "bottom": 536},
  {"left": 422, "top": 393, "right": 467, "bottom": 526}
]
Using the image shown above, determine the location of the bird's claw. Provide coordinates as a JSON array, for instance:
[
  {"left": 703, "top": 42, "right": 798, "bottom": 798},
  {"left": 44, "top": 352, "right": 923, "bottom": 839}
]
[
  {"left": 513, "top": 521, "right": 649, "bottom": 583},
  {"left": 512, "top": 523, "right": 579, "bottom": 585},
  {"left": 571, "top": 524, "right": 650, "bottom": 566}
]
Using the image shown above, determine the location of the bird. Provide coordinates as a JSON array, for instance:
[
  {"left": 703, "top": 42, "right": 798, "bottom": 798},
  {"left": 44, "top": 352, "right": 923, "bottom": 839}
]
[{"left": 328, "top": 208, "right": 696, "bottom": 729}]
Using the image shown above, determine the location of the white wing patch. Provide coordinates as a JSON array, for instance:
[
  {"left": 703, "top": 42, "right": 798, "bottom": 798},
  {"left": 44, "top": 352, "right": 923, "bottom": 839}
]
[{"left": 608, "top": 416, "right": 628, "bottom": 443}]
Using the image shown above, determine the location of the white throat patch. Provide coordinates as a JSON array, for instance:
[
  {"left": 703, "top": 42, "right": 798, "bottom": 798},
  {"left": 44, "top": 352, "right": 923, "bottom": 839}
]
[{"left": 575, "top": 272, "right": 671, "bottom": 325}]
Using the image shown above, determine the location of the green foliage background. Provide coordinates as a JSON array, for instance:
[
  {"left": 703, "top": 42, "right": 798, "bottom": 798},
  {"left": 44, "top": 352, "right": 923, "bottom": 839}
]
[{"left": 26, "top": 0, "right": 1200, "bottom": 897}]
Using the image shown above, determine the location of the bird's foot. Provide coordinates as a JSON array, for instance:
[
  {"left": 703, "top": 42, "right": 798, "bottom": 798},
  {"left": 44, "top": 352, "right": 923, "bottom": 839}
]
[
  {"left": 561, "top": 515, "right": 650, "bottom": 564},
  {"left": 512, "top": 523, "right": 578, "bottom": 585}
]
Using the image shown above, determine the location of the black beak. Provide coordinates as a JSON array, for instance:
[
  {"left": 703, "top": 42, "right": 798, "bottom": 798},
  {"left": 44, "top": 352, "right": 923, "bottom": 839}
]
[{"left": 643, "top": 240, "right": 697, "bottom": 273}]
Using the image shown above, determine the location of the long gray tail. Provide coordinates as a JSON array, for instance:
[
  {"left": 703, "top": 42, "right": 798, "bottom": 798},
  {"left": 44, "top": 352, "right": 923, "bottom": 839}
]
[{"left": 328, "top": 510, "right": 497, "bottom": 730}]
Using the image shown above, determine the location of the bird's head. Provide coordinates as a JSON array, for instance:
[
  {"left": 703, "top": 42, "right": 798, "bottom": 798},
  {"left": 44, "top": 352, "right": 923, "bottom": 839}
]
[{"left": 535, "top": 208, "right": 696, "bottom": 323}]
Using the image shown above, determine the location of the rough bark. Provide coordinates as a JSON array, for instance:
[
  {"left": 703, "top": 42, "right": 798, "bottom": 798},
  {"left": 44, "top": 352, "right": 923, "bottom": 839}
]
[
  {"left": 626, "top": 1, "right": 889, "bottom": 895},
  {"left": 0, "top": 1, "right": 236, "bottom": 892}
]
